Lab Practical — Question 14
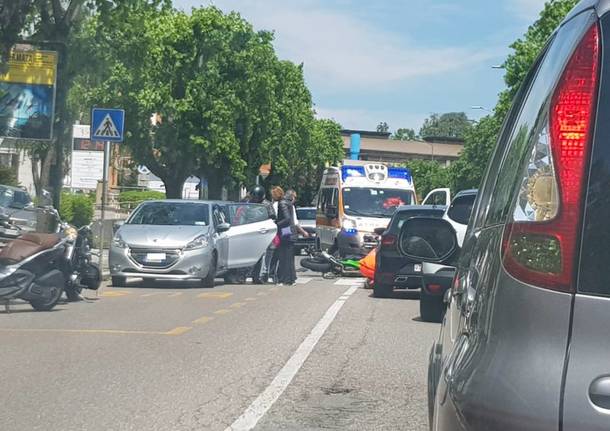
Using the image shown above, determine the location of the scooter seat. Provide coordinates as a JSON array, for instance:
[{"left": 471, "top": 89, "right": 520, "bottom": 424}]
[{"left": 0, "top": 234, "right": 60, "bottom": 264}]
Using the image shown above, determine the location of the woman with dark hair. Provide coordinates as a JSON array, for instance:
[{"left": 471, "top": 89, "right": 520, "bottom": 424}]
[{"left": 275, "top": 190, "right": 297, "bottom": 285}]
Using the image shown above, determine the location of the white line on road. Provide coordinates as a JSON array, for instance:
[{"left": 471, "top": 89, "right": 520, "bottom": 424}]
[
  {"left": 226, "top": 285, "right": 359, "bottom": 431},
  {"left": 333, "top": 277, "right": 365, "bottom": 286}
]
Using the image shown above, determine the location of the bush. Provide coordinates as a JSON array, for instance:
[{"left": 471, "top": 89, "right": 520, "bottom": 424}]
[
  {"left": 0, "top": 167, "right": 18, "bottom": 187},
  {"left": 60, "top": 192, "right": 94, "bottom": 227},
  {"left": 118, "top": 190, "right": 165, "bottom": 210}
]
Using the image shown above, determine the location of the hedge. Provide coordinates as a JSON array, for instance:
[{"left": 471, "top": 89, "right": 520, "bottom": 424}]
[
  {"left": 60, "top": 192, "right": 94, "bottom": 227},
  {"left": 118, "top": 190, "right": 165, "bottom": 210}
]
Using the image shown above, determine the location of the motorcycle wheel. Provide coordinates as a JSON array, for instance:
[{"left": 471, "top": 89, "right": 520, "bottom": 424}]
[
  {"left": 30, "top": 284, "right": 64, "bottom": 311},
  {"left": 300, "top": 257, "right": 332, "bottom": 273},
  {"left": 64, "top": 284, "right": 83, "bottom": 302}
]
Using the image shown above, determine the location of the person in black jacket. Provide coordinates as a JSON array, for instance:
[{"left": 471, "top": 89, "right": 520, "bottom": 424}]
[{"left": 275, "top": 191, "right": 297, "bottom": 285}]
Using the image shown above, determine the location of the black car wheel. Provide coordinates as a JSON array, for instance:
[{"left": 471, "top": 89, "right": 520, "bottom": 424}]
[
  {"left": 202, "top": 253, "right": 217, "bottom": 288},
  {"left": 112, "top": 276, "right": 126, "bottom": 288},
  {"left": 420, "top": 289, "right": 445, "bottom": 323},
  {"left": 373, "top": 283, "right": 393, "bottom": 298}
]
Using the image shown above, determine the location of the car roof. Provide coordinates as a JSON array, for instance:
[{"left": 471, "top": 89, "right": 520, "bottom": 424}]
[
  {"left": 566, "top": 0, "right": 610, "bottom": 23},
  {"left": 453, "top": 189, "right": 478, "bottom": 198},
  {"left": 0, "top": 185, "right": 26, "bottom": 192}
]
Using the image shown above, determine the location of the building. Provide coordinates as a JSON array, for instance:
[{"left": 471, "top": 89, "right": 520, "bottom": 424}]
[{"left": 341, "top": 129, "right": 464, "bottom": 166}]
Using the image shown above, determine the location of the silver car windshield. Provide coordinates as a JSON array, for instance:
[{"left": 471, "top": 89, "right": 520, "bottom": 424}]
[{"left": 128, "top": 202, "right": 209, "bottom": 226}]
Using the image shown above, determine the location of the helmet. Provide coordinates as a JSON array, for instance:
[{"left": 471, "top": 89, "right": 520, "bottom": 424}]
[{"left": 250, "top": 185, "right": 266, "bottom": 202}]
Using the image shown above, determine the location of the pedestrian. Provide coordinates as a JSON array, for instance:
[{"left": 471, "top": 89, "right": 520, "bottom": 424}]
[
  {"left": 275, "top": 188, "right": 297, "bottom": 285},
  {"left": 248, "top": 185, "right": 276, "bottom": 220},
  {"left": 263, "top": 186, "right": 284, "bottom": 282}
]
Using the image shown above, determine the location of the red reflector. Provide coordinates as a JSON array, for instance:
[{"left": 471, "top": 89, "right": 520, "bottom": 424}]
[
  {"left": 427, "top": 284, "right": 443, "bottom": 294},
  {"left": 381, "top": 235, "right": 396, "bottom": 247},
  {"left": 503, "top": 23, "right": 599, "bottom": 292}
]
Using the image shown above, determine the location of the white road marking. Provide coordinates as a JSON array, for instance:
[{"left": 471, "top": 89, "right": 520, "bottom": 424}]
[
  {"left": 333, "top": 277, "right": 365, "bottom": 286},
  {"left": 295, "top": 277, "right": 312, "bottom": 284},
  {"left": 226, "top": 285, "right": 359, "bottom": 431}
]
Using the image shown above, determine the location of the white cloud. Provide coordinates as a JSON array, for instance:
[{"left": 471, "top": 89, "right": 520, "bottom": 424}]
[
  {"left": 315, "top": 106, "right": 428, "bottom": 132},
  {"left": 182, "top": 0, "right": 499, "bottom": 91},
  {"left": 508, "top": 0, "right": 547, "bottom": 21}
]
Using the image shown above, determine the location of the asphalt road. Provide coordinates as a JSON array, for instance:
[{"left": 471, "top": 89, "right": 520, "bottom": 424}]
[{"left": 0, "top": 273, "right": 438, "bottom": 431}]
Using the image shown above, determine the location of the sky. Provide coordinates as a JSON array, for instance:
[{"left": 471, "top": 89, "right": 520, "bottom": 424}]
[{"left": 174, "top": 0, "right": 549, "bottom": 133}]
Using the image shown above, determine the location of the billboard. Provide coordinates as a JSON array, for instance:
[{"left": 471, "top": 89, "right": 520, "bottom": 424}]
[
  {"left": 0, "top": 49, "right": 58, "bottom": 140},
  {"left": 70, "top": 125, "right": 104, "bottom": 190}
]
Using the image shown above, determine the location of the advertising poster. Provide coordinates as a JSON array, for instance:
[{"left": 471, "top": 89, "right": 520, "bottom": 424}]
[
  {"left": 0, "top": 49, "right": 58, "bottom": 140},
  {"left": 71, "top": 124, "right": 104, "bottom": 190}
]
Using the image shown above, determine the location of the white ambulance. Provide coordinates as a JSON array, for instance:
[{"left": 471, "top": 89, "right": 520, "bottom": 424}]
[{"left": 316, "top": 161, "right": 417, "bottom": 257}]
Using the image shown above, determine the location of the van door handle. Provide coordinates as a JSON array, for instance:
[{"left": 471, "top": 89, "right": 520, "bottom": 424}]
[{"left": 589, "top": 376, "right": 610, "bottom": 409}]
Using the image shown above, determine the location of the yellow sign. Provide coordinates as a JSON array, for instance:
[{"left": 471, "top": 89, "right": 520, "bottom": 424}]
[{"left": 0, "top": 49, "right": 57, "bottom": 86}]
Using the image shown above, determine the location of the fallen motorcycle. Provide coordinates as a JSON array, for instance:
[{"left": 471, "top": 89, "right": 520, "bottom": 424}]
[{"left": 300, "top": 250, "right": 362, "bottom": 278}]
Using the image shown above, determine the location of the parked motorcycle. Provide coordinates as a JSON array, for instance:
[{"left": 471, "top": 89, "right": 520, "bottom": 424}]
[
  {"left": 0, "top": 231, "right": 68, "bottom": 311},
  {"left": 0, "top": 211, "right": 101, "bottom": 311},
  {"left": 62, "top": 223, "right": 101, "bottom": 301}
]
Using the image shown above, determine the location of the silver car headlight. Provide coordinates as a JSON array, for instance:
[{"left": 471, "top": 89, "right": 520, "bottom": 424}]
[
  {"left": 185, "top": 235, "right": 209, "bottom": 251},
  {"left": 112, "top": 233, "right": 128, "bottom": 249}
]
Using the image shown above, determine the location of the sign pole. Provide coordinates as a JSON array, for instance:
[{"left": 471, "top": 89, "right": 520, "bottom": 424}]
[{"left": 99, "top": 140, "right": 111, "bottom": 286}]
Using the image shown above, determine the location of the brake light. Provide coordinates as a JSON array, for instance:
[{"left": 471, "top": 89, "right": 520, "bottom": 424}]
[
  {"left": 381, "top": 234, "right": 396, "bottom": 248},
  {"left": 427, "top": 284, "right": 443, "bottom": 294},
  {"left": 503, "top": 23, "right": 599, "bottom": 292}
]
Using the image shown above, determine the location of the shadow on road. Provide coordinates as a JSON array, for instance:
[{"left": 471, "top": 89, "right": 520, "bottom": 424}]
[{"left": 368, "top": 290, "right": 420, "bottom": 301}]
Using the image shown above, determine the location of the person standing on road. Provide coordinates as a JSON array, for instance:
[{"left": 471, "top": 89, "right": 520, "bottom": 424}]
[
  {"left": 275, "top": 189, "right": 297, "bottom": 285},
  {"left": 264, "top": 186, "right": 284, "bottom": 283}
]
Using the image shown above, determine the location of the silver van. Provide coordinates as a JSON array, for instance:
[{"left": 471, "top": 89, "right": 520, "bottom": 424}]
[{"left": 400, "top": 2, "right": 610, "bottom": 429}]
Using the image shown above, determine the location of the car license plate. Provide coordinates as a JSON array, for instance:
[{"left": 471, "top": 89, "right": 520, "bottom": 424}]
[
  {"left": 146, "top": 253, "right": 166, "bottom": 262},
  {"left": 413, "top": 264, "right": 422, "bottom": 273}
]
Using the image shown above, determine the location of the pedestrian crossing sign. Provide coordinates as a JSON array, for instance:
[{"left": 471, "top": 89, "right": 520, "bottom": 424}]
[{"left": 91, "top": 108, "right": 125, "bottom": 142}]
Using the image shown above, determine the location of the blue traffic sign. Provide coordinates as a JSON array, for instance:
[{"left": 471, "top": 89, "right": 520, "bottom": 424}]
[{"left": 91, "top": 108, "right": 125, "bottom": 142}]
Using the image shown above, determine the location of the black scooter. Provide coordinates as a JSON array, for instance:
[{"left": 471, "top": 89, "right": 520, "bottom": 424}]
[
  {"left": 0, "top": 230, "right": 68, "bottom": 311},
  {"left": 63, "top": 223, "right": 101, "bottom": 301}
]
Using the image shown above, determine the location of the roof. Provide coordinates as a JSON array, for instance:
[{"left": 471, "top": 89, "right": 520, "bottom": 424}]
[
  {"left": 454, "top": 189, "right": 478, "bottom": 198},
  {"left": 566, "top": 0, "right": 610, "bottom": 23},
  {"left": 341, "top": 129, "right": 391, "bottom": 139},
  {"left": 341, "top": 135, "right": 463, "bottom": 159}
]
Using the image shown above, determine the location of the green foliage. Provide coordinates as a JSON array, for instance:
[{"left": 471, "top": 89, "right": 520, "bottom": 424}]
[
  {"left": 450, "top": 0, "right": 578, "bottom": 191},
  {"left": 60, "top": 192, "right": 94, "bottom": 227},
  {"left": 376, "top": 122, "right": 389, "bottom": 133},
  {"left": 0, "top": 167, "right": 18, "bottom": 187},
  {"left": 70, "top": 5, "right": 328, "bottom": 200},
  {"left": 419, "top": 112, "right": 472, "bottom": 140},
  {"left": 118, "top": 190, "right": 165, "bottom": 210},
  {"left": 393, "top": 128, "right": 417, "bottom": 141},
  {"left": 404, "top": 160, "right": 451, "bottom": 201}
]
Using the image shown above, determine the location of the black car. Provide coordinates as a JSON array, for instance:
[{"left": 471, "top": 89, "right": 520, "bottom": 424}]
[
  {"left": 373, "top": 204, "right": 446, "bottom": 298},
  {"left": 294, "top": 207, "right": 317, "bottom": 254}
]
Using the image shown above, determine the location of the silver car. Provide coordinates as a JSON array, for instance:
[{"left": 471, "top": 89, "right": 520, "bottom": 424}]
[{"left": 109, "top": 200, "right": 276, "bottom": 287}]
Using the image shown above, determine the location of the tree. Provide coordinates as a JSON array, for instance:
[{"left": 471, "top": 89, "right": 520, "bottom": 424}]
[
  {"left": 419, "top": 112, "right": 472, "bottom": 140},
  {"left": 449, "top": 0, "right": 578, "bottom": 191},
  {"left": 0, "top": 0, "right": 156, "bottom": 203},
  {"left": 393, "top": 128, "right": 417, "bottom": 141},
  {"left": 404, "top": 159, "right": 450, "bottom": 201},
  {"left": 71, "top": 5, "right": 333, "bottom": 200},
  {"left": 376, "top": 121, "right": 389, "bottom": 133}
]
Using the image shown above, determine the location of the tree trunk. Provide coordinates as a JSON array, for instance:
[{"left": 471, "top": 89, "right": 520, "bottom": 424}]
[
  {"left": 163, "top": 177, "right": 185, "bottom": 199},
  {"left": 206, "top": 171, "right": 224, "bottom": 200}
]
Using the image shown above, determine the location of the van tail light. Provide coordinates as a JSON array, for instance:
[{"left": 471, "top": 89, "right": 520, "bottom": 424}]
[
  {"left": 381, "top": 234, "right": 396, "bottom": 248},
  {"left": 503, "top": 23, "right": 600, "bottom": 292}
]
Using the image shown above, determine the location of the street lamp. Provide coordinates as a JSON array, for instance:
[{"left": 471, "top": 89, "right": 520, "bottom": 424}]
[{"left": 492, "top": 64, "right": 505, "bottom": 69}]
